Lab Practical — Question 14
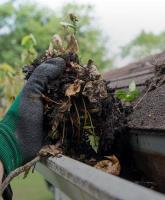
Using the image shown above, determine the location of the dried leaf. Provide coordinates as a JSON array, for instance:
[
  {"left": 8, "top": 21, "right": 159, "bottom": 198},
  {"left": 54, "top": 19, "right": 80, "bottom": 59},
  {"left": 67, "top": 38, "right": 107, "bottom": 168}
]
[
  {"left": 94, "top": 155, "right": 121, "bottom": 176},
  {"left": 48, "top": 42, "right": 54, "bottom": 54},
  {"left": 70, "top": 62, "right": 87, "bottom": 79},
  {"left": 38, "top": 145, "right": 63, "bottom": 157},
  {"left": 69, "top": 14, "right": 78, "bottom": 22},
  {"left": 23, "top": 167, "right": 31, "bottom": 179},
  {"left": 51, "top": 112, "right": 64, "bottom": 133},
  {"left": 66, "top": 34, "right": 79, "bottom": 53},
  {"left": 86, "top": 63, "right": 102, "bottom": 80},
  {"left": 70, "top": 62, "right": 81, "bottom": 69},
  {"left": 82, "top": 80, "right": 108, "bottom": 103},
  {"left": 52, "top": 34, "right": 65, "bottom": 52},
  {"left": 59, "top": 100, "right": 72, "bottom": 112},
  {"left": 49, "top": 99, "right": 72, "bottom": 136},
  {"left": 65, "top": 79, "right": 81, "bottom": 97}
]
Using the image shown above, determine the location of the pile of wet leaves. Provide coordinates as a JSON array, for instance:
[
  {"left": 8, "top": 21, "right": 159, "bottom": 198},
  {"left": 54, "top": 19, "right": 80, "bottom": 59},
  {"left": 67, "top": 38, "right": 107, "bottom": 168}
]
[{"left": 23, "top": 34, "right": 127, "bottom": 175}]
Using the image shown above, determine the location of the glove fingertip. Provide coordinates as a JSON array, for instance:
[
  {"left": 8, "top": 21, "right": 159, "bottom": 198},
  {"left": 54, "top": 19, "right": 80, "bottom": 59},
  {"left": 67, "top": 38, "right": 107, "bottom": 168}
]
[{"left": 45, "top": 57, "right": 66, "bottom": 70}]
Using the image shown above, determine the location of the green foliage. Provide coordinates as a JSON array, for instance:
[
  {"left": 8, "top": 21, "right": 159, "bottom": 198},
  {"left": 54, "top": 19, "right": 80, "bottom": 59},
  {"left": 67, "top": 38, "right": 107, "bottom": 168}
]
[
  {"left": 0, "top": 2, "right": 14, "bottom": 28},
  {"left": 21, "top": 34, "right": 37, "bottom": 63},
  {"left": 21, "top": 33, "right": 37, "bottom": 49},
  {"left": 0, "top": 64, "right": 23, "bottom": 118},
  {"left": 121, "top": 30, "right": 165, "bottom": 59},
  {"left": 88, "top": 134, "right": 100, "bottom": 153},
  {"left": 86, "top": 113, "right": 99, "bottom": 153},
  {"left": 115, "top": 81, "right": 140, "bottom": 102},
  {"left": 0, "top": 1, "right": 112, "bottom": 70},
  {"left": 61, "top": 14, "right": 78, "bottom": 35},
  {"left": 60, "top": 21, "right": 76, "bottom": 31},
  {"left": 12, "top": 172, "right": 52, "bottom": 200},
  {"left": 83, "top": 125, "right": 99, "bottom": 153},
  {"left": 0, "top": 63, "right": 15, "bottom": 78},
  {"left": 82, "top": 98, "right": 99, "bottom": 153},
  {"left": 129, "top": 80, "right": 136, "bottom": 92}
]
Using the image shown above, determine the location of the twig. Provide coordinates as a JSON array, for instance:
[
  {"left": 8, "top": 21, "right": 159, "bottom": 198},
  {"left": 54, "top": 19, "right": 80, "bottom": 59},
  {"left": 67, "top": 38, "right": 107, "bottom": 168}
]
[
  {"left": 69, "top": 112, "right": 75, "bottom": 136},
  {"left": 41, "top": 94, "right": 62, "bottom": 105},
  {"left": 0, "top": 156, "right": 41, "bottom": 195},
  {"left": 82, "top": 97, "right": 88, "bottom": 128},
  {"left": 73, "top": 101, "right": 80, "bottom": 126},
  {"left": 133, "top": 83, "right": 152, "bottom": 110},
  {"left": 62, "top": 117, "right": 66, "bottom": 144},
  {"left": 87, "top": 110, "right": 95, "bottom": 134},
  {"left": 0, "top": 141, "right": 62, "bottom": 196},
  {"left": 73, "top": 101, "right": 81, "bottom": 141}
]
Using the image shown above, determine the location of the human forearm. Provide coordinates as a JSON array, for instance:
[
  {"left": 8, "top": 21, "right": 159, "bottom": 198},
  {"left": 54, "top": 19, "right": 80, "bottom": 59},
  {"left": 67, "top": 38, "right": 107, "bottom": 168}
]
[{"left": 0, "top": 161, "right": 4, "bottom": 185}]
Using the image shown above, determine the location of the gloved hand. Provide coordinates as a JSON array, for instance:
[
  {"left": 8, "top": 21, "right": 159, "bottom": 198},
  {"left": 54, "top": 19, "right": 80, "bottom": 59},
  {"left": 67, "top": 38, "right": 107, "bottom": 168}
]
[{"left": 0, "top": 57, "right": 66, "bottom": 175}]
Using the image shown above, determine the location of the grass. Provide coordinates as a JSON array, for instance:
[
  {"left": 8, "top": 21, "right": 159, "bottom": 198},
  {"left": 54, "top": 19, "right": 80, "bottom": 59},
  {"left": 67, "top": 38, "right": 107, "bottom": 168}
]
[{"left": 11, "top": 172, "right": 53, "bottom": 200}]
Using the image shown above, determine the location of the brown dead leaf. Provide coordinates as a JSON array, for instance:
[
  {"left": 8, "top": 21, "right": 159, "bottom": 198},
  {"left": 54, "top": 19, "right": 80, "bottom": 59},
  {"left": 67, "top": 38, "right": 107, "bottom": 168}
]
[
  {"left": 50, "top": 100, "right": 72, "bottom": 135},
  {"left": 59, "top": 99, "right": 72, "bottom": 112},
  {"left": 52, "top": 34, "right": 65, "bottom": 53},
  {"left": 46, "top": 42, "right": 54, "bottom": 56},
  {"left": 70, "top": 62, "right": 82, "bottom": 69},
  {"left": 70, "top": 62, "right": 87, "bottom": 79},
  {"left": 82, "top": 80, "right": 108, "bottom": 103},
  {"left": 51, "top": 112, "right": 64, "bottom": 133},
  {"left": 38, "top": 145, "right": 63, "bottom": 157},
  {"left": 66, "top": 34, "right": 79, "bottom": 53},
  {"left": 65, "top": 79, "right": 81, "bottom": 97},
  {"left": 94, "top": 155, "right": 121, "bottom": 176},
  {"left": 69, "top": 13, "right": 78, "bottom": 22},
  {"left": 85, "top": 63, "right": 102, "bottom": 80}
]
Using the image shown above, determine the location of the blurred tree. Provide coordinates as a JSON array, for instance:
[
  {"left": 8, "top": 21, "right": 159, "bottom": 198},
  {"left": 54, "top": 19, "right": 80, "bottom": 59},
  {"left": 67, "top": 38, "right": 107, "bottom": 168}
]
[
  {"left": 121, "top": 30, "right": 165, "bottom": 60},
  {"left": 0, "top": 1, "right": 112, "bottom": 70},
  {"left": 0, "top": 63, "right": 23, "bottom": 118}
]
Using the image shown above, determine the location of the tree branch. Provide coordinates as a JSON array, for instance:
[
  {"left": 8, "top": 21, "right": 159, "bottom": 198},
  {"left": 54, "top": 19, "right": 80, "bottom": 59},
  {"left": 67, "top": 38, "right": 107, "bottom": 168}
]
[
  {"left": 0, "top": 145, "right": 62, "bottom": 196},
  {"left": 0, "top": 156, "right": 41, "bottom": 195}
]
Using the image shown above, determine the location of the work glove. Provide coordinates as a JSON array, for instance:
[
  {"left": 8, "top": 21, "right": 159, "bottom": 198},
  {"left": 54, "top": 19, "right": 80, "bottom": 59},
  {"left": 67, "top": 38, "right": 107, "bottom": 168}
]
[{"left": 0, "top": 57, "right": 66, "bottom": 175}]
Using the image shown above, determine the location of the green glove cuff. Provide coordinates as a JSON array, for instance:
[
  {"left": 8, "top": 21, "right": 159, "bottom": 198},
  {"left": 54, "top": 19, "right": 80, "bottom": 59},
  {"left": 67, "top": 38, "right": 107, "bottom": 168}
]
[
  {"left": 0, "top": 124, "right": 22, "bottom": 174},
  {"left": 0, "top": 94, "right": 23, "bottom": 174},
  {"left": 2, "top": 93, "right": 21, "bottom": 130}
]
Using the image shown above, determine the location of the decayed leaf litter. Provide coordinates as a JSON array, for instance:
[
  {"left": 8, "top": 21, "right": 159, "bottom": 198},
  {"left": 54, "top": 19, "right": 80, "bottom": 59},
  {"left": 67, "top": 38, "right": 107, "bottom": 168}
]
[
  {"left": 95, "top": 155, "right": 121, "bottom": 176},
  {"left": 24, "top": 28, "right": 126, "bottom": 176}
]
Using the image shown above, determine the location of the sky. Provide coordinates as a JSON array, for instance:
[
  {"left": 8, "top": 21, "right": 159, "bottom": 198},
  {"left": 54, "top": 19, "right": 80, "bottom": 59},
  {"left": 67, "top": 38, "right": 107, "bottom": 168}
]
[
  {"left": 36, "top": 0, "right": 165, "bottom": 47},
  {"left": 34, "top": 0, "right": 165, "bottom": 65},
  {"left": 2, "top": 0, "right": 165, "bottom": 65}
]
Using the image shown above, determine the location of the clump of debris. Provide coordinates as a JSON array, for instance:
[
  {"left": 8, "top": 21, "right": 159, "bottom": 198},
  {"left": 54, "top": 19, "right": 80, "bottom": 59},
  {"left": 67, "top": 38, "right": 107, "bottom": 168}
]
[{"left": 23, "top": 15, "right": 127, "bottom": 175}]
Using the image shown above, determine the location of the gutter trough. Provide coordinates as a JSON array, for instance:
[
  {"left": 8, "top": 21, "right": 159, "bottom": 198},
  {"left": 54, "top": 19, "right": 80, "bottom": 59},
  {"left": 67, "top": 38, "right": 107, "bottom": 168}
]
[
  {"left": 104, "top": 51, "right": 165, "bottom": 194},
  {"left": 37, "top": 156, "right": 165, "bottom": 200},
  {"left": 128, "top": 128, "right": 165, "bottom": 193}
]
